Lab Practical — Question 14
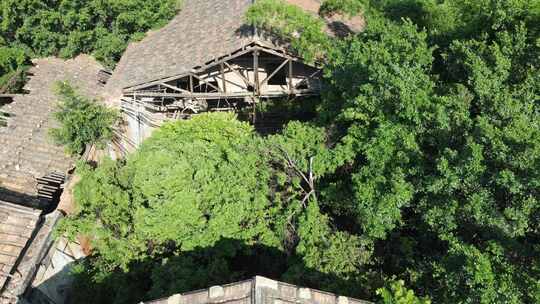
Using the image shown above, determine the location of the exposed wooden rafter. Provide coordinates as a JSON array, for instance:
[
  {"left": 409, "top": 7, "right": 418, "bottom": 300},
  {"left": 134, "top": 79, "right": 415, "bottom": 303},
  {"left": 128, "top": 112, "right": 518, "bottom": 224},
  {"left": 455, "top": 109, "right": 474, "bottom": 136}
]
[
  {"left": 223, "top": 61, "right": 253, "bottom": 89},
  {"left": 123, "top": 43, "right": 316, "bottom": 93},
  {"left": 261, "top": 59, "right": 290, "bottom": 86},
  {"left": 124, "top": 89, "right": 318, "bottom": 99},
  {"left": 159, "top": 83, "right": 191, "bottom": 94}
]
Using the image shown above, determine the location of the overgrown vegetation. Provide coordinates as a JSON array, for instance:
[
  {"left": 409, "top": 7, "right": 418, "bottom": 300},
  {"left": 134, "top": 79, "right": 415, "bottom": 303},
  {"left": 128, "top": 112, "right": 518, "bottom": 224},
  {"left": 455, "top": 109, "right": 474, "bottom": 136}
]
[
  {"left": 59, "top": 0, "right": 539, "bottom": 303},
  {"left": 50, "top": 82, "right": 118, "bottom": 155},
  {"left": 0, "top": 0, "right": 182, "bottom": 92},
  {"left": 245, "top": 0, "right": 330, "bottom": 62},
  {"left": 0, "top": 46, "right": 30, "bottom": 93}
]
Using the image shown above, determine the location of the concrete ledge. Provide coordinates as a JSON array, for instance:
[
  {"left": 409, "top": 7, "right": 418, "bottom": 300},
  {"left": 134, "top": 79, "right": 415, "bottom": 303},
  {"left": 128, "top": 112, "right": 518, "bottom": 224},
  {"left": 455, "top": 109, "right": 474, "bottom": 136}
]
[
  {"left": 167, "top": 294, "right": 182, "bottom": 304},
  {"left": 298, "top": 288, "right": 312, "bottom": 299},
  {"left": 209, "top": 286, "right": 224, "bottom": 298},
  {"left": 255, "top": 276, "right": 278, "bottom": 290}
]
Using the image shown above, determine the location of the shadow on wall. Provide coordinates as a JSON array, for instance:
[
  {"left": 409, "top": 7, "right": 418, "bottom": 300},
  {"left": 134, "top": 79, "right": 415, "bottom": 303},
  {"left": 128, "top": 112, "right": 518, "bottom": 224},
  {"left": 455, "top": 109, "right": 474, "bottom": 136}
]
[
  {"left": 27, "top": 238, "right": 374, "bottom": 304},
  {"left": 27, "top": 263, "right": 74, "bottom": 304}
]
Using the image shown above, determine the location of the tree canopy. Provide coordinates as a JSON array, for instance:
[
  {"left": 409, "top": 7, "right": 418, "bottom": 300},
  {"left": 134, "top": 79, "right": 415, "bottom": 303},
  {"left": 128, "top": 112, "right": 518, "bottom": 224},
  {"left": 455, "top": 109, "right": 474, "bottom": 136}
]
[
  {"left": 60, "top": 113, "right": 376, "bottom": 303},
  {"left": 0, "top": 0, "right": 181, "bottom": 91},
  {"left": 246, "top": 0, "right": 540, "bottom": 302},
  {"left": 59, "top": 0, "right": 539, "bottom": 303}
]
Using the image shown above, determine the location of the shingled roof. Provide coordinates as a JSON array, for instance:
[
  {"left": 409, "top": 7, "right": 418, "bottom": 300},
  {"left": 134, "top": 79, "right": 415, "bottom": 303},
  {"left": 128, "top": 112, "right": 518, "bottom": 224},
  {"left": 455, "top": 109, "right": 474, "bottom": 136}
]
[
  {"left": 0, "top": 55, "right": 103, "bottom": 303},
  {"left": 0, "top": 200, "right": 41, "bottom": 303},
  {"left": 105, "top": 0, "right": 255, "bottom": 97},
  {"left": 0, "top": 55, "right": 103, "bottom": 207},
  {"left": 103, "top": 0, "right": 364, "bottom": 102}
]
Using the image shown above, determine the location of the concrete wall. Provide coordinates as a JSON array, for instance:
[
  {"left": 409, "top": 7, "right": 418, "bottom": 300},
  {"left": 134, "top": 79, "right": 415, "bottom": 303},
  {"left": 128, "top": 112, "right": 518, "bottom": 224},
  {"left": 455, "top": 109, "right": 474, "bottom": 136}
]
[{"left": 145, "top": 277, "right": 372, "bottom": 304}]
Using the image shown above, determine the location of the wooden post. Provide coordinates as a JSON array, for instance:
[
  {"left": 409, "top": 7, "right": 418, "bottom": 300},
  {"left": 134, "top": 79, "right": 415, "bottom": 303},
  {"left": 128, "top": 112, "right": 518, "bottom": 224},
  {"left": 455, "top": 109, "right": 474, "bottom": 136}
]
[
  {"left": 220, "top": 63, "right": 227, "bottom": 93},
  {"left": 253, "top": 50, "right": 260, "bottom": 124},
  {"left": 288, "top": 59, "right": 294, "bottom": 94},
  {"left": 189, "top": 74, "right": 194, "bottom": 99},
  {"left": 253, "top": 50, "right": 260, "bottom": 95}
]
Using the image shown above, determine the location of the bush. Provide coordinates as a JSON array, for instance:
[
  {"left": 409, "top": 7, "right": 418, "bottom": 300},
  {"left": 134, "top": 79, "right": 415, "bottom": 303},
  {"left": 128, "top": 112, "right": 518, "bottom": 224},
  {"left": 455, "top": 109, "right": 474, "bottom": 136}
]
[
  {"left": 0, "top": 46, "right": 28, "bottom": 73},
  {"left": 0, "top": 46, "right": 29, "bottom": 93},
  {"left": 50, "top": 82, "right": 118, "bottom": 155},
  {"left": 0, "top": 67, "right": 29, "bottom": 94},
  {"left": 377, "top": 281, "right": 431, "bottom": 304}
]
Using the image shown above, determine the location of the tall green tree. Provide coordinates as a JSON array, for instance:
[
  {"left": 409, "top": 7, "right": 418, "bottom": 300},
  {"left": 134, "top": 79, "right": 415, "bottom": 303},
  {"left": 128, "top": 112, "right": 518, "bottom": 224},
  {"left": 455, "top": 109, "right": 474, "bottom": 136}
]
[
  {"left": 60, "top": 114, "right": 372, "bottom": 303},
  {"left": 0, "top": 0, "right": 182, "bottom": 91},
  {"left": 246, "top": 0, "right": 540, "bottom": 302},
  {"left": 61, "top": 0, "right": 539, "bottom": 303}
]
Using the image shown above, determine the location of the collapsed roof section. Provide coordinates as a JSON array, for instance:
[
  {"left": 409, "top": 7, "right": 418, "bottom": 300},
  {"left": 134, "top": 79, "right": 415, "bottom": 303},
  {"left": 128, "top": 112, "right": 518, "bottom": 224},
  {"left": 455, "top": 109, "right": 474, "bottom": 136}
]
[
  {"left": 0, "top": 55, "right": 104, "bottom": 303},
  {"left": 0, "top": 56, "right": 103, "bottom": 209}
]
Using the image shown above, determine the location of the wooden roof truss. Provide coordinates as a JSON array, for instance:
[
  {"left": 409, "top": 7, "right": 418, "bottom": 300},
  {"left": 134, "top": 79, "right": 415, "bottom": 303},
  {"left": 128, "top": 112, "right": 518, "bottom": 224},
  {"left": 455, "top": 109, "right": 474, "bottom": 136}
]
[{"left": 122, "top": 43, "right": 322, "bottom": 115}]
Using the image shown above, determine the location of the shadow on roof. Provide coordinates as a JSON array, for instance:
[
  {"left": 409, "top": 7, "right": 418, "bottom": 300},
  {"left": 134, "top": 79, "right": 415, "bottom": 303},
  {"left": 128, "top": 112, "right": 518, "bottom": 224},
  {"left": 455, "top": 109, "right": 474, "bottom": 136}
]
[{"left": 0, "top": 186, "right": 40, "bottom": 208}]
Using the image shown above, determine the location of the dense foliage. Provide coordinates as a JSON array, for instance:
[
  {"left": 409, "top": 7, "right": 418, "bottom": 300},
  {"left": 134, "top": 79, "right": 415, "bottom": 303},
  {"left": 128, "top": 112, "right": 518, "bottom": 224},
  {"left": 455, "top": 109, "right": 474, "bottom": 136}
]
[
  {"left": 0, "top": 0, "right": 181, "bottom": 91},
  {"left": 247, "top": 0, "right": 540, "bottom": 302},
  {"left": 60, "top": 0, "right": 539, "bottom": 303},
  {"left": 50, "top": 82, "right": 118, "bottom": 155},
  {"left": 60, "top": 113, "right": 372, "bottom": 302},
  {"left": 0, "top": 46, "right": 29, "bottom": 93}
]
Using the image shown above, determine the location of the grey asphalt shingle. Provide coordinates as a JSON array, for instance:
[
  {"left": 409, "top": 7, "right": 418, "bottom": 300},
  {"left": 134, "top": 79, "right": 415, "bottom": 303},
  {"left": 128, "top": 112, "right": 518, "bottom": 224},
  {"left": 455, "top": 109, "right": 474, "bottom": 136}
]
[{"left": 106, "top": 0, "right": 255, "bottom": 92}]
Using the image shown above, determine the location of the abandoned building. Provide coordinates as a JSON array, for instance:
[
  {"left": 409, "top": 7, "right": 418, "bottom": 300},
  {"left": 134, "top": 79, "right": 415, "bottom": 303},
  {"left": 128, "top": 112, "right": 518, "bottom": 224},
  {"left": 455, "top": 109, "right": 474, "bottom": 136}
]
[
  {"left": 0, "top": 56, "right": 104, "bottom": 303},
  {"left": 144, "top": 276, "right": 371, "bottom": 304},
  {"left": 103, "top": 0, "right": 362, "bottom": 155}
]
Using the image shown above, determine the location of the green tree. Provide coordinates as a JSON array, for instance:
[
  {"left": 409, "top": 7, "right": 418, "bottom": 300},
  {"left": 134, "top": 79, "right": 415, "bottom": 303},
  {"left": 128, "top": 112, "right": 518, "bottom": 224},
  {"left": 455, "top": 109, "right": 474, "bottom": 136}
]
[
  {"left": 60, "top": 0, "right": 540, "bottom": 303},
  {"left": 0, "top": 0, "right": 182, "bottom": 91},
  {"left": 60, "top": 114, "right": 377, "bottom": 303},
  {"left": 246, "top": 0, "right": 540, "bottom": 302},
  {"left": 50, "top": 82, "right": 118, "bottom": 155},
  {"left": 377, "top": 280, "right": 430, "bottom": 304},
  {"left": 246, "top": 0, "right": 330, "bottom": 62},
  {"left": 0, "top": 46, "right": 29, "bottom": 92}
]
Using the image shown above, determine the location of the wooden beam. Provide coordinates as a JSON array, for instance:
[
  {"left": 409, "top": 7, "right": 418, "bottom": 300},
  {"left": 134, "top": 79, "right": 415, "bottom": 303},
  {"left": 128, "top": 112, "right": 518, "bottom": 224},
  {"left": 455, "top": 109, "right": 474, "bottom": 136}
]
[
  {"left": 261, "top": 59, "right": 289, "bottom": 86},
  {"left": 124, "top": 90, "right": 319, "bottom": 99},
  {"left": 124, "top": 46, "right": 256, "bottom": 92},
  {"left": 214, "top": 75, "right": 248, "bottom": 90},
  {"left": 223, "top": 61, "right": 253, "bottom": 88},
  {"left": 123, "top": 43, "right": 320, "bottom": 93},
  {"left": 125, "top": 73, "right": 189, "bottom": 93},
  {"left": 294, "top": 69, "right": 322, "bottom": 89},
  {"left": 198, "top": 45, "right": 256, "bottom": 74},
  {"left": 289, "top": 59, "right": 294, "bottom": 94},
  {"left": 191, "top": 74, "right": 221, "bottom": 92},
  {"left": 125, "top": 92, "right": 252, "bottom": 99},
  {"left": 160, "top": 83, "right": 191, "bottom": 94}
]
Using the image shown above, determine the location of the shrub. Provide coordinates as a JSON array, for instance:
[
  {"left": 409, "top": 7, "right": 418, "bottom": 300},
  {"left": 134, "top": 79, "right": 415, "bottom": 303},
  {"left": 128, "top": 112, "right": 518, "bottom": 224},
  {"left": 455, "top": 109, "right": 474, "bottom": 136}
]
[{"left": 50, "top": 81, "right": 118, "bottom": 155}]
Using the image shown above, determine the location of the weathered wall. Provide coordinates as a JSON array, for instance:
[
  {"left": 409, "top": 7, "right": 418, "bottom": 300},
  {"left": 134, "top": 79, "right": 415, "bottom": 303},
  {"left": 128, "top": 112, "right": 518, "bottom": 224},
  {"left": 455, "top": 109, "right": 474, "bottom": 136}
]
[{"left": 145, "top": 276, "right": 372, "bottom": 304}]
